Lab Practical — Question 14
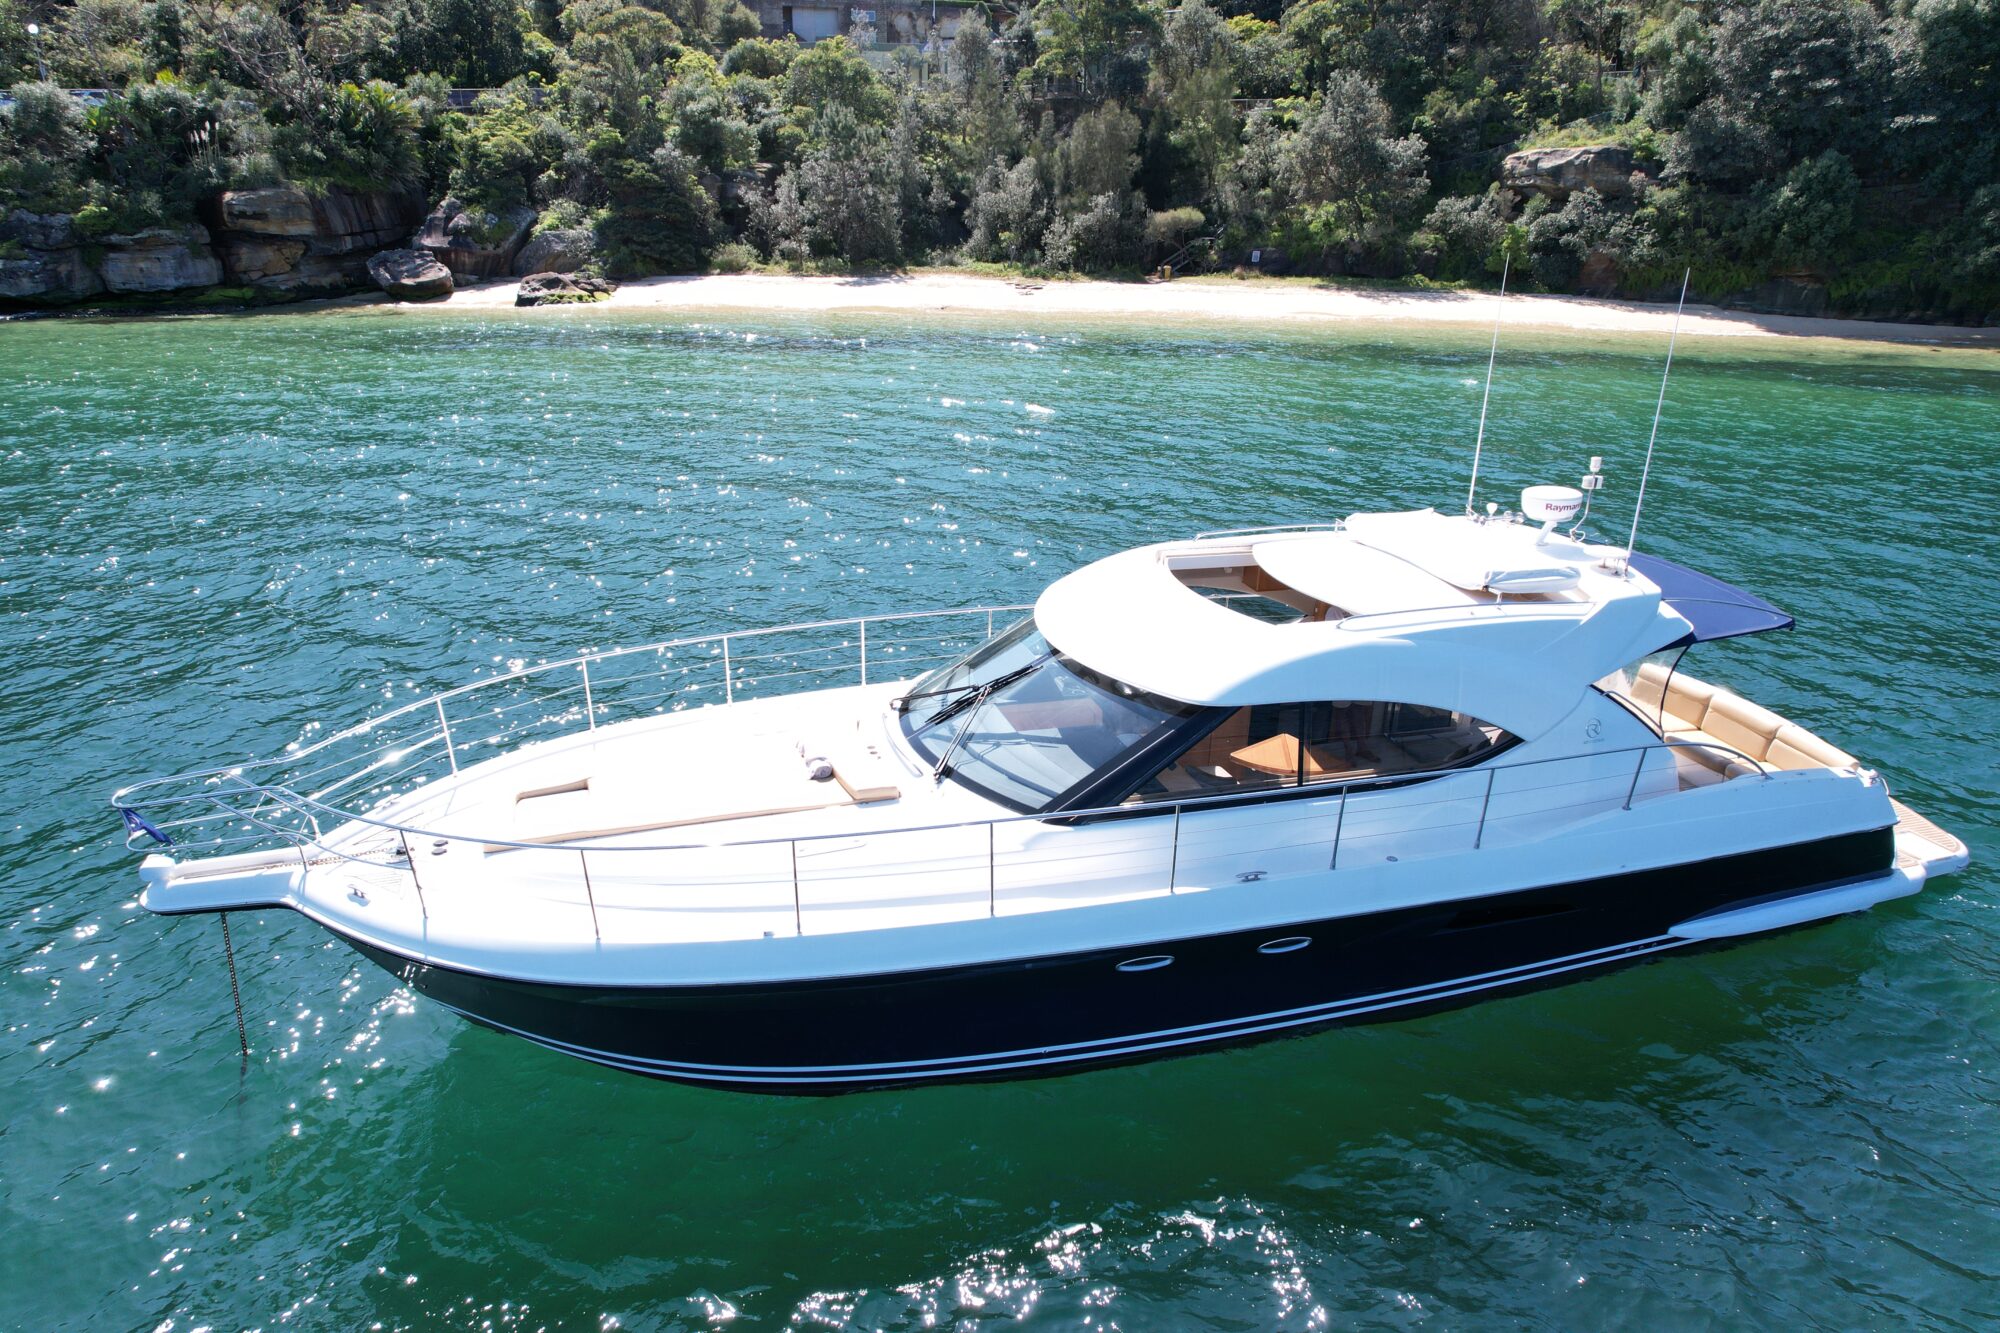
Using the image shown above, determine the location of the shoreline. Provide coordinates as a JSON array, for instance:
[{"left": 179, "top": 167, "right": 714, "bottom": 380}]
[{"left": 416, "top": 271, "right": 2000, "bottom": 348}]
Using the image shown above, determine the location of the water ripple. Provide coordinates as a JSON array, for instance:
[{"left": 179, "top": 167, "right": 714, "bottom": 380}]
[{"left": 0, "top": 311, "right": 1994, "bottom": 1330}]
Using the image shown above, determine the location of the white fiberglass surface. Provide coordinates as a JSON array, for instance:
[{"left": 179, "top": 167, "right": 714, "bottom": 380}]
[{"left": 309, "top": 733, "right": 1709, "bottom": 953}]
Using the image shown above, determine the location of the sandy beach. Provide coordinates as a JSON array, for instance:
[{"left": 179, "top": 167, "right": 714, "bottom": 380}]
[{"left": 428, "top": 270, "right": 2000, "bottom": 347}]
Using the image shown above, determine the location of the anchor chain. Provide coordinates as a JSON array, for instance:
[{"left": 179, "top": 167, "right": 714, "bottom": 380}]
[{"left": 220, "top": 912, "right": 249, "bottom": 1059}]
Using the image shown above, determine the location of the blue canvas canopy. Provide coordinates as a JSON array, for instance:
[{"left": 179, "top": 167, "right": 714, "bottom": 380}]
[{"left": 1630, "top": 552, "right": 1794, "bottom": 645}]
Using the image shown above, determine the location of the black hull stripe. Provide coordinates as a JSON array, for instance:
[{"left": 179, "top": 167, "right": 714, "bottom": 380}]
[{"left": 424, "top": 933, "right": 1687, "bottom": 1084}]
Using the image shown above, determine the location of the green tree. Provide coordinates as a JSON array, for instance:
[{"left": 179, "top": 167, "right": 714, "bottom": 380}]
[
  {"left": 273, "top": 78, "right": 420, "bottom": 192},
  {"left": 562, "top": 0, "right": 686, "bottom": 74},
  {"left": 448, "top": 89, "right": 573, "bottom": 210},
  {"left": 395, "top": 0, "right": 531, "bottom": 85},
  {"left": 1278, "top": 70, "right": 1429, "bottom": 249},
  {"left": 1045, "top": 189, "right": 1141, "bottom": 269},
  {"left": 966, "top": 156, "right": 1050, "bottom": 260},
  {"left": 759, "top": 103, "right": 901, "bottom": 263},
  {"left": 669, "top": 57, "right": 756, "bottom": 172},
  {"left": 1153, "top": 0, "right": 1241, "bottom": 200},
  {"left": 594, "top": 138, "right": 717, "bottom": 271},
  {"left": 721, "top": 35, "right": 797, "bottom": 78},
  {"left": 1667, "top": 0, "right": 1888, "bottom": 186},
  {"left": 1030, "top": 0, "right": 1156, "bottom": 98},
  {"left": 1898, "top": 0, "right": 2000, "bottom": 192},
  {"left": 1228, "top": 16, "right": 1302, "bottom": 99},
  {"left": 784, "top": 36, "right": 892, "bottom": 125},
  {"left": 946, "top": 21, "right": 1018, "bottom": 166},
  {"left": 1057, "top": 102, "right": 1141, "bottom": 200},
  {"left": 1750, "top": 149, "right": 1858, "bottom": 269}
]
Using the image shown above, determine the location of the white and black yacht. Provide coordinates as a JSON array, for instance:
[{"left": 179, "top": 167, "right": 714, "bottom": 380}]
[{"left": 113, "top": 493, "right": 1969, "bottom": 1091}]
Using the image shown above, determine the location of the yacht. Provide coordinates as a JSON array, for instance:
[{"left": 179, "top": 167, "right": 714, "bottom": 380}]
[{"left": 113, "top": 492, "right": 1969, "bottom": 1091}]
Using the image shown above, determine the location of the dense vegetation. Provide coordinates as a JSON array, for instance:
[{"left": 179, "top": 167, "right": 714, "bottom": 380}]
[{"left": 3, "top": 0, "right": 1996, "bottom": 316}]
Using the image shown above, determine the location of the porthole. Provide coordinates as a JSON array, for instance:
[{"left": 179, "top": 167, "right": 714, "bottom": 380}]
[
  {"left": 1257, "top": 936, "right": 1312, "bottom": 955},
  {"left": 1115, "top": 955, "right": 1175, "bottom": 973}
]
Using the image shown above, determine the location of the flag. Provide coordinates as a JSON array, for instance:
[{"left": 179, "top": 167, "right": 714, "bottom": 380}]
[{"left": 119, "top": 806, "right": 174, "bottom": 848}]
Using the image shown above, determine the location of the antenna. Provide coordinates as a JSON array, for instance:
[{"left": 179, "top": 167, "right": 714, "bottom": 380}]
[
  {"left": 1624, "top": 268, "right": 1691, "bottom": 571},
  {"left": 1464, "top": 252, "right": 1510, "bottom": 516}
]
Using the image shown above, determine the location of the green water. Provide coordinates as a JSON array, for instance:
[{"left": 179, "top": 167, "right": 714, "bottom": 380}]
[{"left": 2, "top": 306, "right": 1995, "bottom": 1330}]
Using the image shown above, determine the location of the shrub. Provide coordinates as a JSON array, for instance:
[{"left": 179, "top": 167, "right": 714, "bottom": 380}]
[
  {"left": 1420, "top": 188, "right": 1513, "bottom": 280},
  {"left": 0, "top": 82, "right": 93, "bottom": 215},
  {"left": 710, "top": 239, "right": 758, "bottom": 271},
  {"left": 1045, "top": 191, "right": 1141, "bottom": 271},
  {"left": 1525, "top": 188, "right": 1652, "bottom": 288},
  {"left": 1145, "top": 205, "right": 1206, "bottom": 251},
  {"left": 274, "top": 80, "right": 421, "bottom": 193}
]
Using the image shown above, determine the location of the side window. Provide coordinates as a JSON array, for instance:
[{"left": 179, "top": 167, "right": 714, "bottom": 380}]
[
  {"left": 1132, "top": 702, "right": 1515, "bottom": 801},
  {"left": 1131, "top": 703, "right": 1306, "bottom": 799}
]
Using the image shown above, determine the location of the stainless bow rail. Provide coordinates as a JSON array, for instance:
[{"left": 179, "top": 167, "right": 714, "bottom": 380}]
[
  {"left": 113, "top": 604, "right": 1031, "bottom": 859},
  {"left": 109, "top": 597, "right": 1787, "bottom": 942}
]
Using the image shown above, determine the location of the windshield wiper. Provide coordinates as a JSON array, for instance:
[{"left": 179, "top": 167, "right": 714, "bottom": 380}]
[
  {"left": 902, "top": 654, "right": 1049, "bottom": 736},
  {"left": 923, "top": 654, "right": 1051, "bottom": 779}
]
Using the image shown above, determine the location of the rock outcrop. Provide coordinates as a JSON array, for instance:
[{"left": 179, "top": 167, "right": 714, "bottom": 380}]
[
  {"left": 417, "top": 198, "right": 538, "bottom": 278},
  {"left": 0, "top": 211, "right": 104, "bottom": 304},
  {"left": 1501, "top": 146, "right": 1647, "bottom": 201},
  {"left": 98, "top": 225, "right": 224, "bottom": 293},
  {"left": 515, "top": 271, "right": 617, "bottom": 305},
  {"left": 214, "top": 186, "right": 426, "bottom": 293},
  {"left": 368, "top": 248, "right": 455, "bottom": 300},
  {"left": 217, "top": 186, "right": 320, "bottom": 237},
  {"left": 220, "top": 236, "right": 308, "bottom": 283},
  {"left": 512, "top": 227, "right": 597, "bottom": 276}
]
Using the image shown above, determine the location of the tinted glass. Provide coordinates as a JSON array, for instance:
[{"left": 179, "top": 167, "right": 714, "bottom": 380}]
[
  {"left": 1133, "top": 701, "right": 1514, "bottom": 800},
  {"left": 901, "top": 640, "right": 1201, "bottom": 812}
]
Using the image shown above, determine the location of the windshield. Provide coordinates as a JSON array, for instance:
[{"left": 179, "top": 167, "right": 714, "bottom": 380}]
[
  {"left": 896, "top": 616, "right": 1046, "bottom": 729},
  {"left": 899, "top": 620, "right": 1200, "bottom": 812}
]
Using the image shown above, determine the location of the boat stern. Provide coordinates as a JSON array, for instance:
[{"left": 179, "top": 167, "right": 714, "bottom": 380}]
[{"left": 1893, "top": 798, "right": 1971, "bottom": 879}]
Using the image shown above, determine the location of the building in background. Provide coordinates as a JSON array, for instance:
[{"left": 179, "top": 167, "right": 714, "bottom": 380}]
[{"left": 753, "top": 0, "right": 1000, "bottom": 48}]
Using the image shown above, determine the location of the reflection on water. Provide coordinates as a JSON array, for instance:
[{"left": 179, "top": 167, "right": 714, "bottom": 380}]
[{"left": 1, "top": 310, "right": 1995, "bottom": 1330}]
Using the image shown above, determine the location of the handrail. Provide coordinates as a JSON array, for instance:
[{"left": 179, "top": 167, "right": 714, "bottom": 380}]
[
  {"left": 1191, "top": 522, "right": 1346, "bottom": 540},
  {"left": 132, "top": 735, "right": 1771, "bottom": 864},
  {"left": 110, "top": 603, "right": 1031, "bottom": 807},
  {"left": 109, "top": 591, "right": 1793, "bottom": 953},
  {"left": 1333, "top": 601, "right": 1591, "bottom": 630}
]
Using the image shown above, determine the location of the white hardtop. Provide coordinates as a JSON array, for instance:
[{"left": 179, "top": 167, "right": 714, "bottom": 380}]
[{"left": 1034, "top": 509, "right": 1697, "bottom": 740}]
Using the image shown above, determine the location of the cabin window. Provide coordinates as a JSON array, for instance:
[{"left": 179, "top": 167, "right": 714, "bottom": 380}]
[{"left": 1129, "top": 701, "right": 1515, "bottom": 800}]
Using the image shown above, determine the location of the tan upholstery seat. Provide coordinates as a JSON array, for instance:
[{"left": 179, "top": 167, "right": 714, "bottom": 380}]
[
  {"left": 1631, "top": 664, "right": 1667, "bottom": 710},
  {"left": 1766, "top": 722, "right": 1856, "bottom": 771},
  {"left": 1665, "top": 676, "right": 1718, "bottom": 731},
  {"left": 1700, "top": 693, "right": 1789, "bottom": 761},
  {"left": 1675, "top": 751, "right": 1762, "bottom": 787},
  {"left": 1631, "top": 663, "right": 1717, "bottom": 738},
  {"left": 1629, "top": 664, "right": 1857, "bottom": 780}
]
